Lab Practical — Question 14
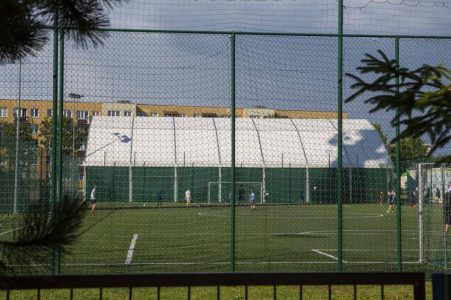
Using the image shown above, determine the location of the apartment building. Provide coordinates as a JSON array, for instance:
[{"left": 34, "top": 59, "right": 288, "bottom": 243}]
[{"left": 0, "top": 99, "right": 346, "bottom": 128}]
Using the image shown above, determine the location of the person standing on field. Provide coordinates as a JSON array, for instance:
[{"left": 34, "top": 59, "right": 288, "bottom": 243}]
[
  {"left": 157, "top": 189, "right": 164, "bottom": 207},
  {"left": 238, "top": 185, "right": 245, "bottom": 205},
  {"left": 434, "top": 187, "right": 441, "bottom": 204},
  {"left": 90, "top": 184, "right": 97, "bottom": 215},
  {"left": 185, "top": 188, "right": 191, "bottom": 207},
  {"left": 249, "top": 191, "right": 256, "bottom": 209},
  {"left": 444, "top": 183, "right": 451, "bottom": 237},
  {"left": 387, "top": 190, "right": 395, "bottom": 213},
  {"left": 378, "top": 191, "right": 384, "bottom": 206}
]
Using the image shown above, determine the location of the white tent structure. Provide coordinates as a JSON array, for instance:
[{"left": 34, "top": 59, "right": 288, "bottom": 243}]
[
  {"left": 84, "top": 116, "right": 391, "bottom": 203},
  {"left": 85, "top": 117, "right": 390, "bottom": 168}
]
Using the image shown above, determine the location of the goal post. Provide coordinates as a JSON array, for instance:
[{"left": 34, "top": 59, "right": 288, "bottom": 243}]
[
  {"left": 208, "top": 181, "right": 263, "bottom": 204},
  {"left": 417, "top": 163, "right": 451, "bottom": 265}
]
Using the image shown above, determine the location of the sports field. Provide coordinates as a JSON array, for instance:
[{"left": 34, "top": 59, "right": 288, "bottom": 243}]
[{"left": 45, "top": 202, "right": 447, "bottom": 275}]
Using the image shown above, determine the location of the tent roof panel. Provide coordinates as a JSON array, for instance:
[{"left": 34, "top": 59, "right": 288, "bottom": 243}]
[{"left": 84, "top": 116, "right": 391, "bottom": 168}]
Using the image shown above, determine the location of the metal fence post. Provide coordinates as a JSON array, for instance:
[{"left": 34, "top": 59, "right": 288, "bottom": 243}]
[
  {"left": 58, "top": 31, "right": 65, "bottom": 203},
  {"left": 395, "top": 36, "right": 402, "bottom": 271},
  {"left": 337, "top": 0, "right": 344, "bottom": 271},
  {"left": 51, "top": 16, "right": 59, "bottom": 276},
  {"left": 230, "top": 32, "right": 236, "bottom": 272}
]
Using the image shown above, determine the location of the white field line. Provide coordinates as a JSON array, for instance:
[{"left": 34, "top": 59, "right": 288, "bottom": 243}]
[
  {"left": 318, "top": 248, "right": 423, "bottom": 252},
  {"left": 198, "top": 212, "right": 385, "bottom": 219},
  {"left": 312, "top": 249, "right": 348, "bottom": 263},
  {"left": 273, "top": 229, "right": 419, "bottom": 236},
  {"left": 9, "top": 260, "right": 426, "bottom": 268},
  {"left": 0, "top": 226, "right": 26, "bottom": 236},
  {"left": 124, "top": 234, "right": 139, "bottom": 265}
]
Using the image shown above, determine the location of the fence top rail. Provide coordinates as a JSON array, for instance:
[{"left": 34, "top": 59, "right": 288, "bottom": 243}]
[
  {"left": 41, "top": 25, "right": 451, "bottom": 39},
  {"left": 0, "top": 272, "right": 425, "bottom": 290},
  {"left": 106, "top": 28, "right": 451, "bottom": 40}
]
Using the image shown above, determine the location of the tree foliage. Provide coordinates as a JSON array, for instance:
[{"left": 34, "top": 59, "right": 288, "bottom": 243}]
[
  {"left": 39, "top": 117, "right": 88, "bottom": 156},
  {"left": 0, "top": 121, "right": 34, "bottom": 142},
  {"left": 0, "top": 121, "right": 37, "bottom": 166},
  {"left": 0, "top": 195, "right": 87, "bottom": 275},
  {"left": 372, "top": 123, "right": 429, "bottom": 163},
  {"left": 346, "top": 50, "right": 451, "bottom": 163},
  {"left": 0, "top": 0, "right": 125, "bottom": 276},
  {"left": 0, "top": 0, "right": 126, "bottom": 63}
]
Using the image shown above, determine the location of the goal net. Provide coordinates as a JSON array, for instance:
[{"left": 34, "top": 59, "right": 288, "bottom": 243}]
[
  {"left": 208, "top": 181, "right": 263, "bottom": 204},
  {"left": 417, "top": 164, "right": 451, "bottom": 267}
]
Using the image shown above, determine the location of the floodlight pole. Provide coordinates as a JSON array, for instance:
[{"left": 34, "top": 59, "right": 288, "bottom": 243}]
[
  {"left": 68, "top": 93, "right": 84, "bottom": 194},
  {"left": 13, "top": 58, "right": 22, "bottom": 214}
]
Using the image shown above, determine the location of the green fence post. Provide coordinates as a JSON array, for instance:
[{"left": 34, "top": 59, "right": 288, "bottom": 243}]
[
  {"left": 395, "top": 37, "right": 402, "bottom": 271},
  {"left": 289, "top": 163, "right": 292, "bottom": 203},
  {"left": 230, "top": 33, "right": 236, "bottom": 272},
  {"left": 52, "top": 29, "right": 65, "bottom": 276},
  {"left": 51, "top": 17, "right": 59, "bottom": 276},
  {"left": 191, "top": 162, "right": 194, "bottom": 193},
  {"left": 51, "top": 21, "right": 58, "bottom": 211},
  {"left": 337, "top": 0, "right": 344, "bottom": 271},
  {"left": 58, "top": 31, "right": 64, "bottom": 203}
]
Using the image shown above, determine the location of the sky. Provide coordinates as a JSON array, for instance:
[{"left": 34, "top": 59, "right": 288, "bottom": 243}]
[
  {"left": 0, "top": 0, "right": 450, "bottom": 152},
  {"left": 107, "top": 0, "right": 451, "bottom": 35}
]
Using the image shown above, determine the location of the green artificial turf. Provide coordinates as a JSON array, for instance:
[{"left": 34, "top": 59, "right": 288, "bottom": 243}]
[{"left": 56, "top": 203, "right": 446, "bottom": 274}]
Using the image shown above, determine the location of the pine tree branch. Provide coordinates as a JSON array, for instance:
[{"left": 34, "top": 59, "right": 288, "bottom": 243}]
[{"left": 0, "top": 194, "right": 87, "bottom": 275}]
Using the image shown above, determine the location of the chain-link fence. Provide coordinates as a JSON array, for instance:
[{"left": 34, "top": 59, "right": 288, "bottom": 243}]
[{"left": 0, "top": 30, "right": 450, "bottom": 275}]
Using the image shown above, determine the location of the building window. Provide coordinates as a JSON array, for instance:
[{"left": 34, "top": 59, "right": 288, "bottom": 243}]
[
  {"left": 14, "top": 108, "right": 27, "bottom": 117},
  {"left": 0, "top": 108, "right": 7, "bottom": 117},
  {"left": 63, "top": 110, "right": 72, "bottom": 118},
  {"left": 92, "top": 111, "right": 100, "bottom": 116},
  {"left": 47, "top": 109, "right": 53, "bottom": 117},
  {"left": 107, "top": 110, "right": 120, "bottom": 117},
  {"left": 31, "top": 124, "right": 39, "bottom": 134},
  {"left": 163, "top": 111, "right": 180, "bottom": 117},
  {"left": 76, "top": 110, "right": 88, "bottom": 120},
  {"left": 202, "top": 113, "right": 218, "bottom": 118},
  {"left": 124, "top": 111, "right": 132, "bottom": 116},
  {"left": 31, "top": 108, "right": 39, "bottom": 118}
]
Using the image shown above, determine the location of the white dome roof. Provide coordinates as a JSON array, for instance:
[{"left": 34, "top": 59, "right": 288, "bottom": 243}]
[{"left": 84, "top": 116, "right": 391, "bottom": 168}]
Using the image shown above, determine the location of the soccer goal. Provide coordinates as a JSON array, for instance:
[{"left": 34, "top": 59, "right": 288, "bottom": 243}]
[
  {"left": 208, "top": 181, "right": 263, "bottom": 204},
  {"left": 417, "top": 163, "right": 451, "bottom": 266}
]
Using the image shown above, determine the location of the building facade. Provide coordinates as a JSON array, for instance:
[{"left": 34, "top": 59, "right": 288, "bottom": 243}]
[{"left": 0, "top": 99, "right": 347, "bottom": 128}]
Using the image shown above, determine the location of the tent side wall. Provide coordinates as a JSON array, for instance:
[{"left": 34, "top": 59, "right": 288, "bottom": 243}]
[
  {"left": 265, "top": 168, "right": 306, "bottom": 203},
  {"left": 86, "top": 166, "right": 129, "bottom": 202},
  {"left": 132, "top": 167, "right": 174, "bottom": 202},
  {"left": 177, "top": 167, "right": 219, "bottom": 203},
  {"left": 85, "top": 166, "right": 389, "bottom": 204},
  {"left": 343, "top": 168, "right": 388, "bottom": 203}
]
